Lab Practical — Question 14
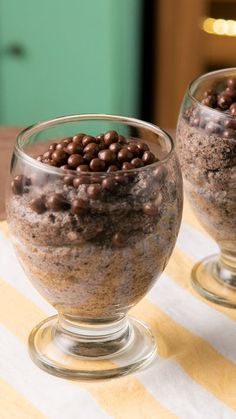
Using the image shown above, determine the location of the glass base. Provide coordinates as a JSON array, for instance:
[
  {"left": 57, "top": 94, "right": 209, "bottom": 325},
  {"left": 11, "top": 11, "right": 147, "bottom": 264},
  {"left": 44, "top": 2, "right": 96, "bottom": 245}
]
[
  {"left": 192, "top": 254, "right": 236, "bottom": 308},
  {"left": 28, "top": 315, "right": 157, "bottom": 381}
]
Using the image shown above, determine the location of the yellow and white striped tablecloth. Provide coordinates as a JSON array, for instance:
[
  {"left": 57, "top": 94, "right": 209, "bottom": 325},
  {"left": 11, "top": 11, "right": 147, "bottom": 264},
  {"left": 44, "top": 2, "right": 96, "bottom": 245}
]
[{"left": 0, "top": 200, "right": 236, "bottom": 419}]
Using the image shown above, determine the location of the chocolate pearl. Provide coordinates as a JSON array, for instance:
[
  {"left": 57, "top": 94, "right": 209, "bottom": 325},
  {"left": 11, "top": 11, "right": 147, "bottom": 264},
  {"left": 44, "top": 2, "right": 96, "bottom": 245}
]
[
  {"left": 82, "top": 135, "right": 97, "bottom": 147},
  {"left": 190, "top": 117, "right": 200, "bottom": 127},
  {"left": 104, "top": 130, "right": 119, "bottom": 145},
  {"left": 229, "top": 103, "right": 236, "bottom": 116},
  {"left": 90, "top": 158, "right": 106, "bottom": 172},
  {"left": 66, "top": 142, "right": 83, "bottom": 155},
  {"left": 83, "top": 152, "right": 94, "bottom": 163},
  {"left": 72, "top": 133, "right": 85, "bottom": 143},
  {"left": 52, "top": 149, "right": 67, "bottom": 164},
  {"left": 205, "top": 121, "right": 221, "bottom": 134},
  {"left": 42, "top": 158, "right": 50, "bottom": 164},
  {"left": 137, "top": 142, "right": 149, "bottom": 153},
  {"left": 227, "top": 78, "right": 236, "bottom": 89},
  {"left": 109, "top": 142, "right": 122, "bottom": 153},
  {"left": 222, "top": 128, "right": 235, "bottom": 139},
  {"left": 107, "top": 164, "right": 119, "bottom": 172},
  {"left": 30, "top": 197, "right": 46, "bottom": 214},
  {"left": 60, "top": 164, "right": 70, "bottom": 170},
  {"left": 43, "top": 151, "right": 52, "bottom": 159},
  {"left": 47, "top": 193, "right": 69, "bottom": 211},
  {"left": 142, "top": 151, "right": 156, "bottom": 165},
  {"left": 143, "top": 202, "right": 158, "bottom": 216},
  {"left": 203, "top": 88, "right": 215, "bottom": 97},
  {"left": 115, "top": 174, "right": 129, "bottom": 185},
  {"left": 98, "top": 149, "right": 116, "bottom": 163},
  {"left": 201, "top": 95, "right": 217, "bottom": 108},
  {"left": 225, "top": 87, "right": 236, "bottom": 98},
  {"left": 36, "top": 155, "right": 43, "bottom": 162},
  {"left": 99, "top": 140, "right": 108, "bottom": 150},
  {"left": 25, "top": 177, "right": 31, "bottom": 186},
  {"left": 73, "top": 176, "right": 90, "bottom": 187},
  {"left": 64, "top": 175, "right": 74, "bottom": 186},
  {"left": 73, "top": 177, "right": 81, "bottom": 188},
  {"left": 83, "top": 142, "right": 99, "bottom": 155},
  {"left": 11, "top": 175, "right": 25, "bottom": 195},
  {"left": 102, "top": 177, "right": 116, "bottom": 190},
  {"left": 87, "top": 183, "right": 102, "bottom": 199},
  {"left": 63, "top": 137, "right": 73, "bottom": 145},
  {"left": 112, "top": 232, "right": 125, "bottom": 247},
  {"left": 118, "top": 135, "right": 127, "bottom": 144},
  {"left": 122, "top": 162, "right": 133, "bottom": 170},
  {"left": 117, "top": 148, "right": 133, "bottom": 162},
  {"left": 127, "top": 143, "right": 140, "bottom": 156},
  {"left": 96, "top": 134, "right": 104, "bottom": 140},
  {"left": 49, "top": 143, "right": 57, "bottom": 151},
  {"left": 76, "top": 164, "right": 90, "bottom": 172},
  {"left": 90, "top": 175, "right": 102, "bottom": 184},
  {"left": 184, "top": 107, "right": 193, "bottom": 121},
  {"left": 131, "top": 157, "right": 144, "bottom": 168},
  {"left": 44, "top": 159, "right": 57, "bottom": 166},
  {"left": 217, "top": 94, "right": 232, "bottom": 110},
  {"left": 71, "top": 198, "right": 86, "bottom": 215},
  {"left": 55, "top": 143, "right": 66, "bottom": 151},
  {"left": 68, "top": 154, "right": 84, "bottom": 168},
  {"left": 224, "top": 119, "right": 236, "bottom": 129},
  {"left": 153, "top": 166, "right": 167, "bottom": 182}
]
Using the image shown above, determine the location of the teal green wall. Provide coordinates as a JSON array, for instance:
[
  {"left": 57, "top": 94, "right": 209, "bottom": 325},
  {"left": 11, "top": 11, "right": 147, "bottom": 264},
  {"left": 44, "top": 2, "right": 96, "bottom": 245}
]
[{"left": 0, "top": 0, "right": 142, "bottom": 125}]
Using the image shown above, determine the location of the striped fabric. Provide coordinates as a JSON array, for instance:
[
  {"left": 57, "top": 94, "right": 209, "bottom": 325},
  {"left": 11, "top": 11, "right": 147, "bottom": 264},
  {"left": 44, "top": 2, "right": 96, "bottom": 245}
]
[{"left": 0, "top": 200, "right": 236, "bottom": 419}]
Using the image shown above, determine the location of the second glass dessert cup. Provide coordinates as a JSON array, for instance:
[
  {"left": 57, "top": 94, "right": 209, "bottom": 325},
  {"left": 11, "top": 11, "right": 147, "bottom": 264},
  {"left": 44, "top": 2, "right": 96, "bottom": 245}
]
[
  {"left": 6, "top": 114, "right": 183, "bottom": 380},
  {"left": 176, "top": 68, "right": 236, "bottom": 308}
]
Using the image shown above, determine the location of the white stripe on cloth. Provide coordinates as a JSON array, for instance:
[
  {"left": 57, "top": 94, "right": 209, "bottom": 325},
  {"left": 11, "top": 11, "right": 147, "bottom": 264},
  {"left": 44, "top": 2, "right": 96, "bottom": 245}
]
[
  {"left": 1, "top": 318, "right": 235, "bottom": 419},
  {"left": 136, "top": 358, "right": 236, "bottom": 419},
  {"left": 0, "top": 232, "right": 53, "bottom": 314},
  {"left": 0, "top": 325, "right": 110, "bottom": 419},
  {"left": 148, "top": 274, "right": 236, "bottom": 364},
  {"left": 177, "top": 222, "right": 218, "bottom": 261}
]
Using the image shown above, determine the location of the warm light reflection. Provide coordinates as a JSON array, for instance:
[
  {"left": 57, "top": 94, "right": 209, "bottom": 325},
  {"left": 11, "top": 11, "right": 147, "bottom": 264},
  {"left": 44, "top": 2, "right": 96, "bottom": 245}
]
[{"left": 202, "top": 17, "right": 236, "bottom": 37}]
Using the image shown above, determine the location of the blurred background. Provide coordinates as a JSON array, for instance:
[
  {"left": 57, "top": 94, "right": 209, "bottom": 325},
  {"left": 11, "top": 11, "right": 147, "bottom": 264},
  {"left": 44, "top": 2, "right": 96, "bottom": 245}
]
[{"left": 1, "top": 0, "right": 236, "bottom": 129}]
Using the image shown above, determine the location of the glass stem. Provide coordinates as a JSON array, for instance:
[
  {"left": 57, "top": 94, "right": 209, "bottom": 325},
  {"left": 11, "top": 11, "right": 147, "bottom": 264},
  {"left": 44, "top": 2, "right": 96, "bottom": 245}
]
[
  {"left": 53, "top": 313, "right": 132, "bottom": 357},
  {"left": 215, "top": 248, "right": 236, "bottom": 286}
]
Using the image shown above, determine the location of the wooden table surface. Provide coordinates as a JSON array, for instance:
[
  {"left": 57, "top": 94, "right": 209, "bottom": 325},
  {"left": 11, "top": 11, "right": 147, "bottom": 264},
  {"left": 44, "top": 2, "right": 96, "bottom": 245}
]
[{"left": 0, "top": 126, "right": 22, "bottom": 220}]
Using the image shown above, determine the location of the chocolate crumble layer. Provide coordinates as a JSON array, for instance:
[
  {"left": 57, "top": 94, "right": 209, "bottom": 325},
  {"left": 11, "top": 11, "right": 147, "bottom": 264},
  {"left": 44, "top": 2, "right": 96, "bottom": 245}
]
[{"left": 8, "top": 131, "right": 182, "bottom": 319}]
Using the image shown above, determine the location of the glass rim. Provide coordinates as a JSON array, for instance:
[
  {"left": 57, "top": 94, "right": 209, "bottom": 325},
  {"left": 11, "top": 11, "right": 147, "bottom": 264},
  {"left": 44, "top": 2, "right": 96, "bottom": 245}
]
[
  {"left": 14, "top": 113, "right": 175, "bottom": 176},
  {"left": 187, "top": 67, "right": 236, "bottom": 119}
]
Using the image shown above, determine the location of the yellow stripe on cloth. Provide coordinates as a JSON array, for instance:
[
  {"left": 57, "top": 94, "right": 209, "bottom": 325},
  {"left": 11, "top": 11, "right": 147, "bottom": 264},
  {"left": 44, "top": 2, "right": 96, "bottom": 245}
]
[
  {"left": 131, "top": 300, "right": 236, "bottom": 411},
  {"left": 84, "top": 378, "right": 177, "bottom": 419},
  {"left": 0, "top": 377, "right": 45, "bottom": 419},
  {"left": 166, "top": 247, "right": 236, "bottom": 321},
  {"left": 0, "top": 278, "right": 176, "bottom": 419},
  {"left": 0, "top": 221, "right": 9, "bottom": 239}
]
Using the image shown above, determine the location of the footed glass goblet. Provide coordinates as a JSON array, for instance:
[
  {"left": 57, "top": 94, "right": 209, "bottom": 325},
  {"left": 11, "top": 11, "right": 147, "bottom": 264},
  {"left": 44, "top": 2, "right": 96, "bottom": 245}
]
[
  {"left": 176, "top": 68, "right": 236, "bottom": 308},
  {"left": 7, "top": 114, "right": 182, "bottom": 380}
]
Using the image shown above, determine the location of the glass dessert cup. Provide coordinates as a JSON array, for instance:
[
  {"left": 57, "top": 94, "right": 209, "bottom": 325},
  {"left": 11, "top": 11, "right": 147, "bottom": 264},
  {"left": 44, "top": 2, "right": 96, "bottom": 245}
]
[
  {"left": 6, "top": 114, "right": 183, "bottom": 380},
  {"left": 176, "top": 68, "right": 236, "bottom": 308}
]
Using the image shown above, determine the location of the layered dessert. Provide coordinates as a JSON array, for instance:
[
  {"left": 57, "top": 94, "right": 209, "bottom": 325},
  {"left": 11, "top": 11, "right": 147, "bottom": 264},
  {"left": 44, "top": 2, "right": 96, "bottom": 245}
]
[
  {"left": 8, "top": 130, "right": 182, "bottom": 319},
  {"left": 177, "top": 77, "right": 236, "bottom": 251}
]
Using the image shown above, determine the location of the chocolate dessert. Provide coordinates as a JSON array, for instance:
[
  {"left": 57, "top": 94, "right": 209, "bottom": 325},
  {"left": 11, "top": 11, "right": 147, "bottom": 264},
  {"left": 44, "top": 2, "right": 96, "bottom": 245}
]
[
  {"left": 8, "top": 130, "right": 182, "bottom": 319},
  {"left": 177, "top": 77, "right": 236, "bottom": 251}
]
